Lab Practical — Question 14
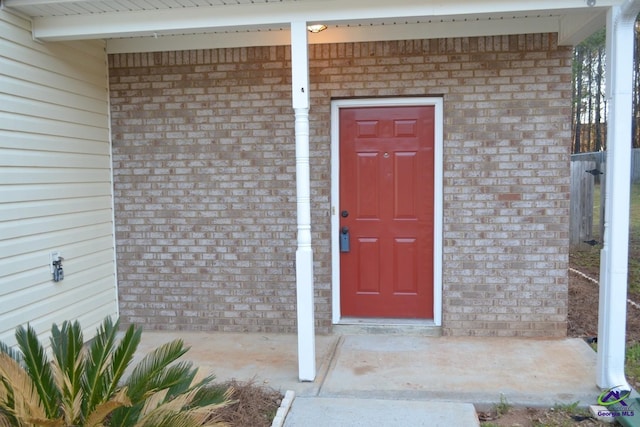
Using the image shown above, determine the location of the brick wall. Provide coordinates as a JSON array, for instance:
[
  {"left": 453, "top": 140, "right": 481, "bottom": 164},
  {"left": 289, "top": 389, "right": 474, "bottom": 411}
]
[{"left": 109, "top": 33, "right": 572, "bottom": 337}]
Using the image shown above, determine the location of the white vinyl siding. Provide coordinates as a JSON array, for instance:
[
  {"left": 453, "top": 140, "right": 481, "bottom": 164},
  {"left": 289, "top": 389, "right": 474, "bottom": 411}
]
[{"left": 0, "top": 8, "right": 118, "bottom": 347}]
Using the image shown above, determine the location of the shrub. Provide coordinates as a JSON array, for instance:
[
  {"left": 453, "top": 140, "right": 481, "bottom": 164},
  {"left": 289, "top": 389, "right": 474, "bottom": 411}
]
[{"left": 0, "top": 317, "right": 229, "bottom": 427}]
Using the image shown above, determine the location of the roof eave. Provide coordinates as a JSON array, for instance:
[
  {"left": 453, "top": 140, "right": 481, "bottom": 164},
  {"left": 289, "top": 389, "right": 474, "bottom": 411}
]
[{"left": 3, "top": 0, "right": 619, "bottom": 47}]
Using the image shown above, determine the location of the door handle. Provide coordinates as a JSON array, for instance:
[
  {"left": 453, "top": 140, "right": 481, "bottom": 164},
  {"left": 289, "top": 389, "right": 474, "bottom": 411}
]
[{"left": 340, "top": 226, "right": 350, "bottom": 253}]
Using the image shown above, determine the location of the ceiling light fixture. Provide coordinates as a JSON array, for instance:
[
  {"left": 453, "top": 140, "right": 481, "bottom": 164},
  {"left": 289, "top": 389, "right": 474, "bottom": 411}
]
[{"left": 307, "top": 24, "right": 328, "bottom": 33}]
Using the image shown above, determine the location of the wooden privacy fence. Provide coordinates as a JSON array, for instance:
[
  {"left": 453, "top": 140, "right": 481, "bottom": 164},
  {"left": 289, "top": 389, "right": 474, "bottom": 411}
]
[
  {"left": 569, "top": 149, "right": 640, "bottom": 246},
  {"left": 570, "top": 157, "right": 598, "bottom": 246}
]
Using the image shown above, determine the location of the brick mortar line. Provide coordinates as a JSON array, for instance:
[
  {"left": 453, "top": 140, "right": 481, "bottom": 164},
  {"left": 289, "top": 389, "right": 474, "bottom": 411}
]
[{"left": 569, "top": 267, "right": 640, "bottom": 310}]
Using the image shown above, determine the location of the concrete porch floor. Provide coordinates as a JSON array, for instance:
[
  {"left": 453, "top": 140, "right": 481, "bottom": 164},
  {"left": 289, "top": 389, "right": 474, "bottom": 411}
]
[{"left": 134, "top": 332, "right": 600, "bottom": 425}]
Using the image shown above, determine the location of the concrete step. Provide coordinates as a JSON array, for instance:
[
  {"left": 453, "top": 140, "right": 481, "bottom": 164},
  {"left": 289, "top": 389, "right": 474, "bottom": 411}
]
[
  {"left": 333, "top": 318, "right": 441, "bottom": 336},
  {"left": 283, "top": 397, "right": 479, "bottom": 427}
]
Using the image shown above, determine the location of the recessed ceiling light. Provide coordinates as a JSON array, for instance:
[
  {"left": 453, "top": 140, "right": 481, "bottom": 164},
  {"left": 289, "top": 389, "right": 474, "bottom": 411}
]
[{"left": 307, "top": 24, "right": 328, "bottom": 33}]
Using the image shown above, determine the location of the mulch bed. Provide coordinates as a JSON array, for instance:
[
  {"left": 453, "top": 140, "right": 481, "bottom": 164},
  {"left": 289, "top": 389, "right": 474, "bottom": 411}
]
[{"left": 213, "top": 379, "right": 283, "bottom": 427}]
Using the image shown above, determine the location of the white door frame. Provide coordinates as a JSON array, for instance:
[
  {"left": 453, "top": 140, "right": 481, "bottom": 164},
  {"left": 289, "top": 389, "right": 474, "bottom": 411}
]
[{"left": 330, "top": 97, "right": 443, "bottom": 326}]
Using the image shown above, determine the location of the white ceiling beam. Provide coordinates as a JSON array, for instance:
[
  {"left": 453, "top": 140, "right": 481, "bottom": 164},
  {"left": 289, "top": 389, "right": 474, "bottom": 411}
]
[
  {"left": 303, "top": 16, "right": 561, "bottom": 45},
  {"left": 106, "top": 15, "right": 562, "bottom": 54},
  {"left": 29, "top": 0, "right": 621, "bottom": 41},
  {"left": 106, "top": 30, "right": 291, "bottom": 53}
]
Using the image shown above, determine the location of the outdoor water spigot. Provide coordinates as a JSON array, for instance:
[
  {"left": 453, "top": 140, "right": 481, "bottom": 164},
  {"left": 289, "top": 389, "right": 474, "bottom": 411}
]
[{"left": 52, "top": 257, "right": 64, "bottom": 282}]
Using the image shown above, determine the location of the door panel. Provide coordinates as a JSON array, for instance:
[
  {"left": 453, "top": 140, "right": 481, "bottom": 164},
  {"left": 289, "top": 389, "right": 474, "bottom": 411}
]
[
  {"left": 394, "top": 238, "right": 418, "bottom": 294},
  {"left": 340, "top": 106, "right": 434, "bottom": 319},
  {"left": 356, "top": 153, "right": 380, "bottom": 218},
  {"left": 394, "top": 152, "right": 418, "bottom": 218},
  {"left": 357, "top": 238, "right": 380, "bottom": 293}
]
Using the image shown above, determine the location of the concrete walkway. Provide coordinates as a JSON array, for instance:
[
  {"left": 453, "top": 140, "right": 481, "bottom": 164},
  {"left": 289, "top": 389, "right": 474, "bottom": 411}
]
[{"left": 135, "top": 332, "right": 600, "bottom": 425}]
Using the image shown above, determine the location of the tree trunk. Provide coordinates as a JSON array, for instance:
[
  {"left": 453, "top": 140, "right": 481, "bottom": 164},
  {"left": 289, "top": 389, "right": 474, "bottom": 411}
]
[
  {"left": 595, "top": 45, "right": 603, "bottom": 152},
  {"left": 634, "top": 15, "right": 640, "bottom": 148},
  {"left": 573, "top": 47, "right": 584, "bottom": 154},
  {"left": 588, "top": 50, "right": 594, "bottom": 152}
]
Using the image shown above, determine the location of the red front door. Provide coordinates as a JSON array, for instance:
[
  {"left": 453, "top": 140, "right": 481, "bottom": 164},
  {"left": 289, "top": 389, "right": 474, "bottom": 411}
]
[{"left": 340, "top": 106, "right": 435, "bottom": 319}]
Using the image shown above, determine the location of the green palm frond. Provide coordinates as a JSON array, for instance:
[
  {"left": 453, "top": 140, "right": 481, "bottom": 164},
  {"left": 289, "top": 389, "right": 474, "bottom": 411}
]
[
  {"left": 124, "top": 340, "right": 189, "bottom": 403},
  {"left": 116, "top": 371, "right": 228, "bottom": 427},
  {"left": 107, "top": 403, "right": 141, "bottom": 427},
  {"left": 50, "top": 321, "right": 85, "bottom": 390},
  {"left": 140, "top": 377, "right": 230, "bottom": 427},
  {"left": 14, "top": 325, "right": 59, "bottom": 419},
  {"left": 159, "top": 385, "right": 230, "bottom": 416},
  {"left": 164, "top": 369, "right": 197, "bottom": 401},
  {"left": 82, "top": 317, "right": 118, "bottom": 413},
  {"left": 105, "top": 324, "right": 141, "bottom": 398},
  {"left": 142, "top": 362, "right": 196, "bottom": 399},
  {"left": 166, "top": 371, "right": 227, "bottom": 410},
  {"left": 110, "top": 339, "right": 193, "bottom": 427},
  {"left": 50, "top": 321, "right": 85, "bottom": 424},
  {"left": 187, "top": 383, "right": 229, "bottom": 410},
  {"left": 83, "top": 317, "right": 120, "bottom": 415}
]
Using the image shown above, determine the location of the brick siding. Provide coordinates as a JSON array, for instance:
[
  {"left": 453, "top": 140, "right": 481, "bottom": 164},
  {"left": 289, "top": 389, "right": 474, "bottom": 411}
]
[{"left": 109, "top": 33, "right": 572, "bottom": 337}]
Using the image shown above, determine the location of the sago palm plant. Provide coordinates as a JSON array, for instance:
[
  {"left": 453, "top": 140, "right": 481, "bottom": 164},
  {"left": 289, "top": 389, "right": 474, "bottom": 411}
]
[{"left": 0, "top": 317, "right": 230, "bottom": 427}]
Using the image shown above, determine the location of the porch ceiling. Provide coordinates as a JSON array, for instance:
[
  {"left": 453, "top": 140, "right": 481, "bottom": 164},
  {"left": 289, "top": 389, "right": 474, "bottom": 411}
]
[{"left": 2, "top": 0, "right": 620, "bottom": 51}]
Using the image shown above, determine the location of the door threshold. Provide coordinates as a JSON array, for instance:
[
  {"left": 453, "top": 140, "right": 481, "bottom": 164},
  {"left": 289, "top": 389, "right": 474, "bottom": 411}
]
[{"left": 333, "top": 317, "right": 441, "bottom": 336}]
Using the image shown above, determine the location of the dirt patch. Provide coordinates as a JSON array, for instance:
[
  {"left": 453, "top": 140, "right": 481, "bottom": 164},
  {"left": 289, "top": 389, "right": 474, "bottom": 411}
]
[
  {"left": 568, "top": 271, "right": 601, "bottom": 340},
  {"left": 568, "top": 269, "right": 640, "bottom": 344},
  {"left": 479, "top": 406, "right": 606, "bottom": 427}
]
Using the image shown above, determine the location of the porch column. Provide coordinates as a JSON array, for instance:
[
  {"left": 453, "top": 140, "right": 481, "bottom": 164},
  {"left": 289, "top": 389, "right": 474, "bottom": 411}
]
[
  {"left": 597, "top": 1, "right": 640, "bottom": 390},
  {"left": 291, "top": 20, "right": 316, "bottom": 382}
]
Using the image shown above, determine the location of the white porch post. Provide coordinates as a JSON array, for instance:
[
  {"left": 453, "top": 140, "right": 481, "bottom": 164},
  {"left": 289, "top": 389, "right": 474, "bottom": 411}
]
[
  {"left": 291, "top": 20, "right": 316, "bottom": 382},
  {"left": 596, "top": 1, "right": 640, "bottom": 390}
]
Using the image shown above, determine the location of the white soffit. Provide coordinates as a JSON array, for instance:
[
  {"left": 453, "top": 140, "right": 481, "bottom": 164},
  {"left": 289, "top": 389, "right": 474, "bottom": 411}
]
[
  {"left": 2, "top": 0, "right": 617, "bottom": 48},
  {"left": 106, "top": 15, "right": 564, "bottom": 53}
]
